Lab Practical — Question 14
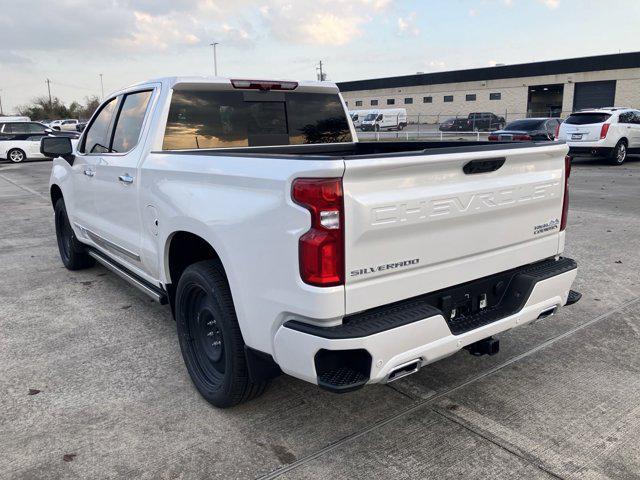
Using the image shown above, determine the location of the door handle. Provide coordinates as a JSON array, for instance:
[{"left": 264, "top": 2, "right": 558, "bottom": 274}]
[
  {"left": 118, "top": 173, "right": 134, "bottom": 185},
  {"left": 463, "top": 157, "right": 506, "bottom": 174},
  {"left": 84, "top": 169, "right": 95, "bottom": 177}
]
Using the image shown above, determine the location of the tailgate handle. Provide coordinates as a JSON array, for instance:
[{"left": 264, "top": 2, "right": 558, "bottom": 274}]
[{"left": 463, "top": 158, "right": 505, "bottom": 174}]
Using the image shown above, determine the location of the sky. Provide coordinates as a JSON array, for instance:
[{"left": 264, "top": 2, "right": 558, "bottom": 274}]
[{"left": 2, "top": 0, "right": 640, "bottom": 114}]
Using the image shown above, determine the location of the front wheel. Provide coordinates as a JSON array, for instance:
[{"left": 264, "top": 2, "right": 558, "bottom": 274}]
[
  {"left": 176, "top": 261, "right": 268, "bottom": 408},
  {"left": 54, "top": 199, "right": 95, "bottom": 270},
  {"left": 609, "top": 140, "right": 627, "bottom": 165},
  {"left": 8, "top": 148, "right": 26, "bottom": 163}
]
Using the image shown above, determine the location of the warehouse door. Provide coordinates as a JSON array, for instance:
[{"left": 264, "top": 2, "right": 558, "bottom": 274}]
[
  {"left": 573, "top": 81, "right": 616, "bottom": 110},
  {"left": 527, "top": 84, "right": 564, "bottom": 117}
]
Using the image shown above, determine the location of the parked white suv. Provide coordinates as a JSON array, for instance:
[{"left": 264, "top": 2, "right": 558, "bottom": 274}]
[
  {"left": 44, "top": 77, "right": 580, "bottom": 408},
  {"left": 557, "top": 108, "right": 640, "bottom": 165}
]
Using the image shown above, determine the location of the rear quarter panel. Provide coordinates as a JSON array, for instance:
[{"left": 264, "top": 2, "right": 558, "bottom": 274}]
[{"left": 139, "top": 152, "right": 346, "bottom": 354}]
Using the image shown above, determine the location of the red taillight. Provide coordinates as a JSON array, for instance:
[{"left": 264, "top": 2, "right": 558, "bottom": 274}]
[
  {"left": 292, "top": 178, "right": 344, "bottom": 287},
  {"left": 513, "top": 134, "right": 532, "bottom": 141},
  {"left": 231, "top": 79, "right": 298, "bottom": 91},
  {"left": 554, "top": 123, "right": 560, "bottom": 140},
  {"left": 488, "top": 135, "right": 498, "bottom": 141},
  {"left": 600, "top": 123, "right": 610, "bottom": 139},
  {"left": 560, "top": 155, "right": 571, "bottom": 231}
]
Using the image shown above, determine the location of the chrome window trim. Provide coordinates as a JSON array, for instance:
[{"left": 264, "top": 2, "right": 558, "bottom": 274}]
[{"left": 74, "top": 223, "right": 140, "bottom": 262}]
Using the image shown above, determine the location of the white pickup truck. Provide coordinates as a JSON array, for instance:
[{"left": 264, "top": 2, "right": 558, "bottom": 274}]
[{"left": 43, "top": 77, "right": 580, "bottom": 408}]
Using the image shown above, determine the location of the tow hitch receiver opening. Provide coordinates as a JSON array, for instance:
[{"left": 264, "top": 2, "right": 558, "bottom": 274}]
[
  {"left": 464, "top": 336, "right": 500, "bottom": 357},
  {"left": 388, "top": 359, "right": 421, "bottom": 382}
]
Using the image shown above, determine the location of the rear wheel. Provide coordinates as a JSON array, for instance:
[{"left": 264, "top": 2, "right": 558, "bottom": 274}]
[
  {"left": 8, "top": 148, "right": 26, "bottom": 163},
  {"left": 609, "top": 140, "right": 627, "bottom": 165},
  {"left": 176, "top": 261, "right": 267, "bottom": 408},
  {"left": 54, "top": 199, "right": 95, "bottom": 270}
]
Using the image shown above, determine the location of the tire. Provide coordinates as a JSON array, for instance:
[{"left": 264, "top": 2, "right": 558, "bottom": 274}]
[
  {"left": 8, "top": 148, "right": 26, "bottom": 163},
  {"left": 176, "top": 260, "right": 267, "bottom": 408},
  {"left": 54, "top": 199, "right": 95, "bottom": 270},
  {"left": 609, "top": 140, "right": 627, "bottom": 165}
]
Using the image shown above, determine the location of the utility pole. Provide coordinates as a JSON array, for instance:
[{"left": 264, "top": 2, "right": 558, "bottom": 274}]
[
  {"left": 45, "top": 78, "right": 52, "bottom": 106},
  {"left": 99, "top": 74, "right": 104, "bottom": 100},
  {"left": 316, "top": 61, "right": 326, "bottom": 81},
  {"left": 0, "top": 90, "right": 4, "bottom": 116},
  {"left": 210, "top": 42, "right": 219, "bottom": 76}
]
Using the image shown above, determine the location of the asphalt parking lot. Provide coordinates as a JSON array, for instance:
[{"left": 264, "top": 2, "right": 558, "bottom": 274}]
[{"left": 1, "top": 156, "right": 639, "bottom": 479}]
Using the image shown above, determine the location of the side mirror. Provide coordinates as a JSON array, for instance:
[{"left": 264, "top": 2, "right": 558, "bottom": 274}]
[
  {"left": 45, "top": 128, "right": 53, "bottom": 133},
  {"left": 41, "top": 136, "right": 74, "bottom": 164}
]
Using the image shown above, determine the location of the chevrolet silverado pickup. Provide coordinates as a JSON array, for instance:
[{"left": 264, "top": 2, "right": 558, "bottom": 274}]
[{"left": 43, "top": 77, "right": 580, "bottom": 408}]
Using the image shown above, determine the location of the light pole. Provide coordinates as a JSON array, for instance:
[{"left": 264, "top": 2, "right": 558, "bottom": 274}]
[
  {"left": 0, "top": 89, "right": 4, "bottom": 116},
  {"left": 210, "top": 42, "right": 219, "bottom": 76},
  {"left": 99, "top": 74, "right": 104, "bottom": 100}
]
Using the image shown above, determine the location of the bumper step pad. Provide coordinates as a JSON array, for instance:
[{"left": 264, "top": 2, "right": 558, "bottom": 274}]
[
  {"left": 566, "top": 289, "right": 582, "bottom": 306},
  {"left": 317, "top": 367, "right": 369, "bottom": 393}
]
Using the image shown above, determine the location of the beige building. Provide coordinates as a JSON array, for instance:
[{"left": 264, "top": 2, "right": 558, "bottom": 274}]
[{"left": 337, "top": 52, "right": 640, "bottom": 122}]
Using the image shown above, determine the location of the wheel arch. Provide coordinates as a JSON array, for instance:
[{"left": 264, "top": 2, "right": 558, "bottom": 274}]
[
  {"left": 165, "top": 230, "right": 224, "bottom": 286},
  {"left": 50, "top": 184, "right": 63, "bottom": 208}
]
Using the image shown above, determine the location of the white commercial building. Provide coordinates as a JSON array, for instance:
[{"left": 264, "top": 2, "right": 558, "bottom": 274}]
[{"left": 337, "top": 52, "right": 640, "bottom": 123}]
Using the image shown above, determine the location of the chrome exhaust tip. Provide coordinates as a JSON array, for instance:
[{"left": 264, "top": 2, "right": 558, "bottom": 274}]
[
  {"left": 387, "top": 359, "right": 421, "bottom": 382},
  {"left": 537, "top": 306, "right": 557, "bottom": 320}
]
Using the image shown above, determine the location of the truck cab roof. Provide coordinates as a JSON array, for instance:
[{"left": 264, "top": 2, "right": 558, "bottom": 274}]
[{"left": 117, "top": 76, "right": 339, "bottom": 97}]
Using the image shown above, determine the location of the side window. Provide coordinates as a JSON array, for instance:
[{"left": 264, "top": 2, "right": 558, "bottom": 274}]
[
  {"left": 111, "top": 90, "right": 153, "bottom": 153},
  {"left": 27, "top": 123, "right": 46, "bottom": 133},
  {"left": 545, "top": 120, "right": 556, "bottom": 133},
  {"left": 26, "top": 135, "right": 45, "bottom": 141},
  {"left": 1, "top": 123, "right": 11, "bottom": 133},
  {"left": 11, "top": 123, "right": 29, "bottom": 134},
  {"left": 618, "top": 112, "right": 633, "bottom": 124},
  {"left": 82, "top": 97, "right": 118, "bottom": 154},
  {"left": 634, "top": 112, "right": 640, "bottom": 124}
]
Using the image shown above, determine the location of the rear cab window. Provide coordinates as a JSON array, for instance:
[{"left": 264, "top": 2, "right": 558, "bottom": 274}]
[
  {"left": 505, "top": 120, "right": 545, "bottom": 130},
  {"left": 565, "top": 113, "right": 611, "bottom": 125},
  {"left": 162, "top": 88, "right": 352, "bottom": 150}
]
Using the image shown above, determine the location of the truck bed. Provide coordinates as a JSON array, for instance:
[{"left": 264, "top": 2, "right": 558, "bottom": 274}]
[{"left": 158, "top": 140, "right": 560, "bottom": 159}]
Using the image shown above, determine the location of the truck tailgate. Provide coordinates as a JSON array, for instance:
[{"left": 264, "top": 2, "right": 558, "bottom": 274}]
[{"left": 343, "top": 143, "right": 568, "bottom": 314}]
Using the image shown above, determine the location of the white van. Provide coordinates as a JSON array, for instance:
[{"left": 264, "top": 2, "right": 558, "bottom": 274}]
[
  {"left": 360, "top": 108, "right": 408, "bottom": 131},
  {"left": 349, "top": 110, "right": 370, "bottom": 129}
]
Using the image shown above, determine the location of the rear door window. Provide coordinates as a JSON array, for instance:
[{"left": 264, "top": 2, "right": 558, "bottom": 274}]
[
  {"left": 111, "top": 90, "right": 153, "bottom": 153},
  {"left": 565, "top": 113, "right": 611, "bottom": 125},
  {"left": 10, "top": 123, "right": 29, "bottom": 134},
  {"left": 163, "top": 89, "right": 352, "bottom": 150}
]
